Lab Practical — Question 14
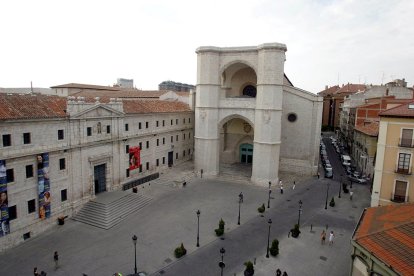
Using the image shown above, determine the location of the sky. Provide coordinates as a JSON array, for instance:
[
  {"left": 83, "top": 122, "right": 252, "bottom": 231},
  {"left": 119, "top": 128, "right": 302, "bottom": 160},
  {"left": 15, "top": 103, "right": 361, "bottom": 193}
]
[{"left": 0, "top": 0, "right": 413, "bottom": 93}]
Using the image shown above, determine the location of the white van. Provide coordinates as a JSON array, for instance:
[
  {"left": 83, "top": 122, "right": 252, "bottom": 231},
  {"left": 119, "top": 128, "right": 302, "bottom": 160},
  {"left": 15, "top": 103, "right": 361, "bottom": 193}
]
[{"left": 341, "top": 155, "right": 351, "bottom": 166}]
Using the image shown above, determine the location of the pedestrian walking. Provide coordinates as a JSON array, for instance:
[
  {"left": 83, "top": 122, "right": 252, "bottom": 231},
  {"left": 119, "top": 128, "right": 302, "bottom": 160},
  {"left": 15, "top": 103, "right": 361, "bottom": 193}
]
[
  {"left": 280, "top": 184, "right": 284, "bottom": 194},
  {"left": 329, "top": 231, "right": 335, "bottom": 245},
  {"left": 276, "top": 268, "right": 282, "bottom": 276},
  {"left": 34, "top": 267, "right": 39, "bottom": 276},
  {"left": 292, "top": 181, "right": 296, "bottom": 190},
  {"left": 282, "top": 272, "right": 288, "bottom": 276},
  {"left": 350, "top": 190, "right": 354, "bottom": 200},
  {"left": 40, "top": 271, "right": 47, "bottom": 276},
  {"left": 320, "top": 230, "right": 326, "bottom": 244},
  {"left": 54, "top": 251, "right": 59, "bottom": 270},
  {"left": 239, "top": 192, "right": 244, "bottom": 203},
  {"left": 317, "top": 171, "right": 320, "bottom": 179}
]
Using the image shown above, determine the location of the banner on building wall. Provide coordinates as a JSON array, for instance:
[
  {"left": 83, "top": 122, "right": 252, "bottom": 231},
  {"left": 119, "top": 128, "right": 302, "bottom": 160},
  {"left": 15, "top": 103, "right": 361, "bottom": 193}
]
[
  {"left": 0, "top": 160, "right": 10, "bottom": 237},
  {"left": 129, "top": 147, "right": 141, "bottom": 171},
  {"left": 37, "top": 153, "right": 51, "bottom": 219}
]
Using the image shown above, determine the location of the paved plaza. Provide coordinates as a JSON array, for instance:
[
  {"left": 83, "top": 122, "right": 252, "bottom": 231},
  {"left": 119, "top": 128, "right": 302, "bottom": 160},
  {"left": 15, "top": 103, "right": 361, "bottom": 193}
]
[{"left": 0, "top": 161, "right": 370, "bottom": 276}]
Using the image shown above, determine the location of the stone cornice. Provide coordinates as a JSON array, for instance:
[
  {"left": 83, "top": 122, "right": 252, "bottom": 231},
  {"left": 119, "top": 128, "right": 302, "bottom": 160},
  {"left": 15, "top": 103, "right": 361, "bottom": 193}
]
[{"left": 196, "top": 43, "right": 287, "bottom": 54}]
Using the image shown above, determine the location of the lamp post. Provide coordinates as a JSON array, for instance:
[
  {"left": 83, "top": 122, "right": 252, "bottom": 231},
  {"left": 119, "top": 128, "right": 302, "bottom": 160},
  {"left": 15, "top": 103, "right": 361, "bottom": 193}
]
[
  {"left": 238, "top": 195, "right": 241, "bottom": 225},
  {"left": 297, "top": 200, "right": 303, "bottom": 228},
  {"left": 338, "top": 174, "right": 342, "bottom": 198},
  {"left": 267, "top": 188, "right": 272, "bottom": 209},
  {"left": 196, "top": 210, "right": 200, "bottom": 247},
  {"left": 132, "top": 235, "right": 137, "bottom": 274},
  {"left": 266, "top": 218, "right": 272, "bottom": 258},
  {"left": 324, "top": 181, "right": 330, "bottom": 210},
  {"left": 219, "top": 247, "right": 225, "bottom": 276}
]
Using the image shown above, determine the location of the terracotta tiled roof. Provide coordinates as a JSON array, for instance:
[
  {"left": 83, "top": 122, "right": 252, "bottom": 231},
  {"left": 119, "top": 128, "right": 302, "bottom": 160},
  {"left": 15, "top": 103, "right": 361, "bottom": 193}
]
[
  {"left": 123, "top": 100, "right": 191, "bottom": 114},
  {"left": 335, "top": 84, "right": 366, "bottom": 95},
  {"left": 354, "top": 122, "right": 379, "bottom": 136},
  {"left": 71, "top": 90, "right": 166, "bottom": 99},
  {"left": 380, "top": 102, "right": 414, "bottom": 118},
  {"left": 0, "top": 93, "right": 67, "bottom": 120},
  {"left": 353, "top": 204, "right": 414, "bottom": 275},
  {"left": 317, "top": 85, "right": 340, "bottom": 96},
  {"left": 50, "top": 83, "right": 121, "bottom": 91}
]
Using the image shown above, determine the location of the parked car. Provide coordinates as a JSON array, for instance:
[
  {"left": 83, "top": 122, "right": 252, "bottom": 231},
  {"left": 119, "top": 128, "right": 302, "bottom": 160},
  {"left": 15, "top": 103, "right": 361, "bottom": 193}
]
[
  {"left": 348, "top": 175, "right": 367, "bottom": 184},
  {"left": 324, "top": 167, "right": 333, "bottom": 178},
  {"left": 324, "top": 163, "right": 332, "bottom": 170},
  {"left": 321, "top": 155, "right": 329, "bottom": 165}
]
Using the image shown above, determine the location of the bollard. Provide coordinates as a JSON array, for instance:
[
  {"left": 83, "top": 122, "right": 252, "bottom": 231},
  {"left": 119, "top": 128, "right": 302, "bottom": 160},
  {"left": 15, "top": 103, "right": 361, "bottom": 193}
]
[
  {"left": 310, "top": 224, "right": 313, "bottom": 231},
  {"left": 326, "top": 224, "right": 329, "bottom": 230},
  {"left": 254, "top": 257, "right": 256, "bottom": 265}
]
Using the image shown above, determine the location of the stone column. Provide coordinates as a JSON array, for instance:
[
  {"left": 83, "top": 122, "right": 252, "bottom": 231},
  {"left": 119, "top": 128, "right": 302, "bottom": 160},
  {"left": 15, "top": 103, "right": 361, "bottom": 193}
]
[
  {"left": 251, "top": 43, "right": 287, "bottom": 186},
  {"left": 194, "top": 47, "right": 221, "bottom": 176}
]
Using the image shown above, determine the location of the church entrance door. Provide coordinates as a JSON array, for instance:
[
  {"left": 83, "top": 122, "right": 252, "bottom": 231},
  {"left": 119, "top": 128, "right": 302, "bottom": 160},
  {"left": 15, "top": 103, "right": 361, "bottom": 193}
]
[
  {"left": 94, "top": 164, "right": 107, "bottom": 194},
  {"left": 240, "top": 144, "right": 253, "bottom": 164}
]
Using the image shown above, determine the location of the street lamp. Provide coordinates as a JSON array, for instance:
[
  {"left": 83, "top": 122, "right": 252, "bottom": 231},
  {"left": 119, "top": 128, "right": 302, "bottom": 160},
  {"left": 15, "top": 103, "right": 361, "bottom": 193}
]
[
  {"left": 238, "top": 195, "right": 241, "bottom": 225},
  {"left": 196, "top": 210, "right": 200, "bottom": 247},
  {"left": 267, "top": 188, "right": 272, "bottom": 209},
  {"left": 266, "top": 218, "right": 272, "bottom": 258},
  {"left": 297, "top": 200, "right": 303, "bottom": 228},
  {"left": 219, "top": 247, "right": 225, "bottom": 276},
  {"left": 132, "top": 235, "right": 138, "bottom": 274},
  {"left": 338, "top": 174, "right": 342, "bottom": 198},
  {"left": 325, "top": 181, "right": 330, "bottom": 210}
]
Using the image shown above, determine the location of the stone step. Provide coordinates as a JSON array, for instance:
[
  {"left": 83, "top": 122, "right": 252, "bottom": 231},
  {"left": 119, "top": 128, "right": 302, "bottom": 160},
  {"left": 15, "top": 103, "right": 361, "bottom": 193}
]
[{"left": 72, "top": 193, "right": 152, "bottom": 229}]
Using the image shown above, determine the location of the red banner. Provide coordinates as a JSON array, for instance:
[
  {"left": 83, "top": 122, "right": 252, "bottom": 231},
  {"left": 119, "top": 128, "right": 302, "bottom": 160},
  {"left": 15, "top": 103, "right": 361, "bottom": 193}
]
[{"left": 129, "top": 147, "right": 141, "bottom": 170}]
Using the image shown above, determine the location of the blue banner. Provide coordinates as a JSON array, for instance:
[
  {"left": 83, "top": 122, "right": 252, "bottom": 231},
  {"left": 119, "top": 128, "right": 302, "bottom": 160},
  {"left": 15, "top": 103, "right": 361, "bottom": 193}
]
[
  {"left": 37, "top": 153, "right": 51, "bottom": 219},
  {"left": 0, "top": 160, "right": 10, "bottom": 237}
]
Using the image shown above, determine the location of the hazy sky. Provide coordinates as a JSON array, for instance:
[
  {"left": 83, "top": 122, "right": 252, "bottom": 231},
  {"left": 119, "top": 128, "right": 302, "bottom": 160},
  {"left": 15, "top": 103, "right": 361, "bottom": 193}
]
[{"left": 1, "top": 0, "right": 413, "bottom": 93}]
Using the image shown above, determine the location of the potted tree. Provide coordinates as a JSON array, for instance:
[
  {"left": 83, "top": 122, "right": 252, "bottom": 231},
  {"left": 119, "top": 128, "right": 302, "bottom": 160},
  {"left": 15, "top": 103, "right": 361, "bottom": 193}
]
[
  {"left": 215, "top": 218, "right": 225, "bottom": 236},
  {"left": 290, "top": 224, "right": 301, "bottom": 238},
  {"left": 329, "top": 197, "right": 335, "bottom": 207},
  {"left": 244, "top": 261, "right": 255, "bottom": 276},
  {"left": 270, "top": 239, "right": 279, "bottom": 256},
  {"left": 257, "top": 203, "right": 265, "bottom": 217},
  {"left": 174, "top": 243, "right": 187, "bottom": 258}
]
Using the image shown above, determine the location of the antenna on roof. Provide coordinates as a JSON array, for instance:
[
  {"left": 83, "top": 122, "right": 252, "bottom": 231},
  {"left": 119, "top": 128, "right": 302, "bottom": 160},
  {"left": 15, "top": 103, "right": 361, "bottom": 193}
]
[{"left": 30, "top": 81, "right": 34, "bottom": 94}]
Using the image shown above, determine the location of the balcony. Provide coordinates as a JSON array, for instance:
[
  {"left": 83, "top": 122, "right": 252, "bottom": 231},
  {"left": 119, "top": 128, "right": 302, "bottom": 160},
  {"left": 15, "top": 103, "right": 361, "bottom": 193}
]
[
  {"left": 395, "top": 168, "right": 412, "bottom": 175},
  {"left": 391, "top": 194, "right": 408, "bottom": 203},
  {"left": 399, "top": 138, "right": 414, "bottom": 148}
]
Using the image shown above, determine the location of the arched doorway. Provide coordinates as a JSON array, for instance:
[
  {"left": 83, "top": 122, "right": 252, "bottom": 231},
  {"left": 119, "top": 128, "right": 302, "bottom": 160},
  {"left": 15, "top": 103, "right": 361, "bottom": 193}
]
[{"left": 240, "top": 143, "right": 253, "bottom": 163}]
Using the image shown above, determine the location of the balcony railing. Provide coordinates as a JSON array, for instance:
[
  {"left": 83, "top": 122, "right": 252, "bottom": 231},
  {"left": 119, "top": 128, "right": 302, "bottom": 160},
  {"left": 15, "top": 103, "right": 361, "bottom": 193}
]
[
  {"left": 399, "top": 138, "right": 414, "bottom": 148},
  {"left": 391, "top": 194, "right": 408, "bottom": 203},
  {"left": 395, "top": 168, "right": 411, "bottom": 175}
]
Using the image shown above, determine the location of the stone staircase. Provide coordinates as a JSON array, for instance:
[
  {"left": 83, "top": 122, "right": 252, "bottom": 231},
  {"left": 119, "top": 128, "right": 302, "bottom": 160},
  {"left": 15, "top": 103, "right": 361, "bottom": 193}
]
[{"left": 72, "top": 192, "right": 152, "bottom": 229}]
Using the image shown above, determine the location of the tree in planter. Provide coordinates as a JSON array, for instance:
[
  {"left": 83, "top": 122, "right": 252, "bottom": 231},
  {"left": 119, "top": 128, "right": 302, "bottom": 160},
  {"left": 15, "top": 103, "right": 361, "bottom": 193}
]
[
  {"left": 270, "top": 239, "right": 279, "bottom": 256},
  {"left": 329, "top": 197, "right": 335, "bottom": 207},
  {"left": 257, "top": 203, "right": 265, "bottom": 216},
  {"left": 174, "top": 243, "right": 187, "bottom": 258},
  {"left": 215, "top": 218, "right": 225, "bottom": 236},
  {"left": 244, "top": 260, "right": 255, "bottom": 276},
  {"left": 290, "top": 224, "right": 301, "bottom": 238}
]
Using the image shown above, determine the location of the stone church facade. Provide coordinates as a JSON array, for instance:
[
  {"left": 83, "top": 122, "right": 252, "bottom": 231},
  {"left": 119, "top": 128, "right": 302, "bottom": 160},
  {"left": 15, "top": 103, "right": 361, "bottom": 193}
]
[{"left": 194, "top": 43, "right": 323, "bottom": 185}]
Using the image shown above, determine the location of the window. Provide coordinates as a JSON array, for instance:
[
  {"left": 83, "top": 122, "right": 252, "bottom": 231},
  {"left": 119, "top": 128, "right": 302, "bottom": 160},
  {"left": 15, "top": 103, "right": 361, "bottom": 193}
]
[
  {"left": 23, "top": 133, "right": 31, "bottom": 144},
  {"left": 26, "top": 165, "right": 34, "bottom": 178},
  {"left": 97, "top": 122, "right": 102, "bottom": 134},
  {"left": 156, "top": 121, "right": 159, "bottom": 127},
  {"left": 6, "top": 169, "right": 14, "bottom": 183},
  {"left": 87, "top": 127, "right": 92, "bottom": 136},
  {"left": 183, "top": 133, "right": 186, "bottom": 140},
  {"left": 106, "top": 125, "right": 111, "bottom": 134},
  {"left": 189, "top": 132, "right": 191, "bottom": 139},
  {"left": 146, "top": 162, "right": 149, "bottom": 170},
  {"left": 146, "top": 141, "right": 149, "bottom": 149},
  {"left": 171, "top": 119, "right": 173, "bottom": 125},
  {"left": 156, "top": 159, "right": 159, "bottom": 166},
  {"left": 162, "top": 157, "right": 165, "bottom": 165},
  {"left": 287, "top": 113, "right": 297, "bottom": 122},
  {"left": 61, "top": 189, "right": 68, "bottom": 202},
  {"left": 183, "top": 150, "right": 186, "bottom": 157},
  {"left": 401, "top": 129, "right": 413, "bottom": 147},
  {"left": 242, "top": 85, "right": 257, "bottom": 97},
  {"left": 163, "top": 137, "right": 165, "bottom": 145},
  {"left": 176, "top": 119, "right": 178, "bottom": 125},
  {"left": 188, "top": 149, "right": 191, "bottom": 155},
  {"left": 393, "top": 180, "right": 407, "bottom": 203},
  {"left": 176, "top": 153, "right": 178, "bottom": 159},
  {"left": 2, "top": 134, "right": 11, "bottom": 147},
  {"left": 397, "top": 153, "right": 411, "bottom": 173},
  {"left": 189, "top": 118, "right": 191, "bottom": 123},
  {"left": 171, "top": 136, "right": 173, "bottom": 143},
  {"left": 145, "top": 122, "right": 149, "bottom": 129},
  {"left": 176, "top": 135, "right": 178, "bottom": 141},
  {"left": 139, "top": 142, "right": 142, "bottom": 150},
  {"left": 162, "top": 120, "right": 165, "bottom": 127},
  {"left": 58, "top": 129, "right": 64, "bottom": 140},
  {"left": 59, "top": 158, "right": 66, "bottom": 170},
  {"left": 183, "top": 118, "right": 185, "bottom": 124},
  {"left": 28, "top": 199, "right": 36, "bottom": 214},
  {"left": 139, "top": 164, "right": 142, "bottom": 173},
  {"left": 8, "top": 205, "right": 17, "bottom": 221},
  {"left": 126, "top": 145, "right": 129, "bottom": 154},
  {"left": 126, "top": 169, "right": 130, "bottom": 178},
  {"left": 157, "top": 139, "right": 159, "bottom": 146},
  {"left": 125, "top": 124, "right": 129, "bottom": 131},
  {"left": 139, "top": 122, "right": 142, "bottom": 129}
]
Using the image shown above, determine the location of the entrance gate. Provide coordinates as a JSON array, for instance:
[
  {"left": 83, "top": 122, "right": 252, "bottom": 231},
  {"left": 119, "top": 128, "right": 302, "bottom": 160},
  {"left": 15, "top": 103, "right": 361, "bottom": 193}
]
[
  {"left": 94, "top": 164, "right": 106, "bottom": 194},
  {"left": 240, "top": 144, "right": 253, "bottom": 164}
]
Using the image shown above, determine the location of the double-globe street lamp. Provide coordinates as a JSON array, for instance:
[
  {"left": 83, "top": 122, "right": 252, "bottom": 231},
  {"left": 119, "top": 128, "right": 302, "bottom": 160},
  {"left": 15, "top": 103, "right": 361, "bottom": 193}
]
[
  {"left": 266, "top": 218, "right": 272, "bottom": 258},
  {"left": 238, "top": 194, "right": 241, "bottom": 225},
  {"left": 219, "top": 247, "right": 226, "bottom": 276},
  {"left": 267, "top": 181, "right": 272, "bottom": 209},
  {"left": 196, "top": 210, "right": 201, "bottom": 247},
  {"left": 324, "top": 181, "right": 331, "bottom": 210},
  {"left": 297, "top": 200, "right": 303, "bottom": 228},
  {"left": 132, "top": 235, "right": 138, "bottom": 274},
  {"left": 338, "top": 174, "right": 343, "bottom": 198}
]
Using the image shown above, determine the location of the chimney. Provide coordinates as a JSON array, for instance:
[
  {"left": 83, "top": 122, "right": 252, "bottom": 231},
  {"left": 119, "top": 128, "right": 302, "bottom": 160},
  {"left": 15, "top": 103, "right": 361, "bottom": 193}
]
[{"left": 325, "top": 85, "right": 328, "bottom": 90}]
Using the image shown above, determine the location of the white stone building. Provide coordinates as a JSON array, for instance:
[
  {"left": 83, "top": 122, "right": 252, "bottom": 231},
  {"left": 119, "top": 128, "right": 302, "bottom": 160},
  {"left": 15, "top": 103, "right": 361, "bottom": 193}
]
[
  {"left": 194, "top": 43, "right": 323, "bottom": 185},
  {"left": 0, "top": 93, "right": 193, "bottom": 251}
]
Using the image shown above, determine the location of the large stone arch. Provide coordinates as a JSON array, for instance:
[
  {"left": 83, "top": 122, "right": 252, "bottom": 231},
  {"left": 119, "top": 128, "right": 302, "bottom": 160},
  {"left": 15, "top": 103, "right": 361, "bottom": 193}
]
[{"left": 220, "top": 61, "right": 257, "bottom": 98}]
